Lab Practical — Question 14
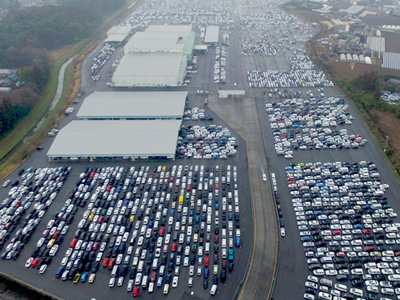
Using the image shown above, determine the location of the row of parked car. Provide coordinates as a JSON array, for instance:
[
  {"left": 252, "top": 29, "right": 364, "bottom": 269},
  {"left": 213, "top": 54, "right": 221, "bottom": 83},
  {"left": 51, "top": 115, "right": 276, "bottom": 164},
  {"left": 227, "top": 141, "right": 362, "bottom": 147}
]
[
  {"left": 183, "top": 107, "right": 214, "bottom": 121},
  {"left": 214, "top": 46, "right": 227, "bottom": 84},
  {"left": 247, "top": 70, "right": 334, "bottom": 88},
  {"left": 265, "top": 97, "right": 367, "bottom": 158},
  {"left": 240, "top": 11, "right": 313, "bottom": 57},
  {"left": 176, "top": 125, "right": 237, "bottom": 159},
  {"left": 289, "top": 55, "right": 316, "bottom": 70},
  {"left": 0, "top": 167, "right": 71, "bottom": 269},
  {"left": 91, "top": 43, "right": 117, "bottom": 80},
  {"left": 52, "top": 164, "right": 241, "bottom": 297},
  {"left": 285, "top": 161, "right": 400, "bottom": 300}
]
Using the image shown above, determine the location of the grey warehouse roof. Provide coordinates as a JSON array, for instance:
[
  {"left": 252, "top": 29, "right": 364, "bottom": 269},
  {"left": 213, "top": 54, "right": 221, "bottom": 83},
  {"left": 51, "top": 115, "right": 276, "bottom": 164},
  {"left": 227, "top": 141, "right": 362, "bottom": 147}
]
[
  {"left": 112, "top": 52, "right": 184, "bottom": 87},
  {"left": 204, "top": 26, "right": 219, "bottom": 44},
  {"left": 76, "top": 91, "right": 187, "bottom": 119},
  {"left": 47, "top": 120, "right": 181, "bottom": 158}
]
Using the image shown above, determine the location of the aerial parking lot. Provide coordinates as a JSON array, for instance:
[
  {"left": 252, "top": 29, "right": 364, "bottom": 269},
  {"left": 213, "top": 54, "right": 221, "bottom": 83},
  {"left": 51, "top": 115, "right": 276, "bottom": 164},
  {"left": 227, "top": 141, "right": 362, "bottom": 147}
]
[
  {"left": 0, "top": 163, "right": 251, "bottom": 300},
  {"left": 265, "top": 97, "right": 367, "bottom": 159},
  {"left": 286, "top": 161, "right": 400, "bottom": 300}
]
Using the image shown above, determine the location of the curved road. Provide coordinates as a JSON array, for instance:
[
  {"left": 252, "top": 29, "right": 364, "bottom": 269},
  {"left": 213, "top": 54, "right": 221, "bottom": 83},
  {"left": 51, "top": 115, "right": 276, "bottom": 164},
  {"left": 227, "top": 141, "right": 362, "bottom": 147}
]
[{"left": 23, "top": 56, "right": 75, "bottom": 143}]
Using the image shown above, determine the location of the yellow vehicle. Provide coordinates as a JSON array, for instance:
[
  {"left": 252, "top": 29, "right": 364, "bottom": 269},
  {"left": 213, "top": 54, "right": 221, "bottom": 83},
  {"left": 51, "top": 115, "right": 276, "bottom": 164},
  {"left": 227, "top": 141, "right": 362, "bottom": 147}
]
[
  {"left": 162, "top": 166, "right": 166, "bottom": 172},
  {"left": 47, "top": 239, "right": 55, "bottom": 248},
  {"left": 179, "top": 195, "right": 184, "bottom": 205},
  {"left": 88, "top": 214, "right": 94, "bottom": 222},
  {"left": 130, "top": 215, "right": 135, "bottom": 222},
  {"left": 73, "top": 273, "right": 81, "bottom": 284}
]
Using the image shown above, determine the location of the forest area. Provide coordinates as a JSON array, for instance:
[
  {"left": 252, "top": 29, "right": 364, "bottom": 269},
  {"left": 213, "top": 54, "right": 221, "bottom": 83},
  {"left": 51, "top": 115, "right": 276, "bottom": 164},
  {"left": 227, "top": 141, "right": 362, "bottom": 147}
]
[{"left": 0, "top": 0, "right": 126, "bottom": 139}]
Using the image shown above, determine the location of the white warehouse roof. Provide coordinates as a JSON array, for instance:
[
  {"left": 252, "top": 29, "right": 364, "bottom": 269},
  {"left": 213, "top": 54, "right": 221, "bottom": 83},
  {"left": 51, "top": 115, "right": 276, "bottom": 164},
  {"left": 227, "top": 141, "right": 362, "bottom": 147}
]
[
  {"left": 204, "top": 26, "right": 219, "bottom": 44},
  {"left": 47, "top": 120, "right": 181, "bottom": 159},
  {"left": 112, "top": 52, "right": 184, "bottom": 87},
  {"left": 145, "top": 24, "right": 192, "bottom": 36},
  {"left": 76, "top": 91, "right": 187, "bottom": 119},
  {"left": 124, "top": 32, "right": 184, "bottom": 53}
]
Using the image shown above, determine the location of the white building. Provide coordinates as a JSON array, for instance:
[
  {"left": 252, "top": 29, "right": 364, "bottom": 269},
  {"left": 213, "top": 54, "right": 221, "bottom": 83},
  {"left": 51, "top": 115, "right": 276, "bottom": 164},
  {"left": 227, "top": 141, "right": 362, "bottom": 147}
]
[{"left": 111, "top": 25, "right": 195, "bottom": 87}]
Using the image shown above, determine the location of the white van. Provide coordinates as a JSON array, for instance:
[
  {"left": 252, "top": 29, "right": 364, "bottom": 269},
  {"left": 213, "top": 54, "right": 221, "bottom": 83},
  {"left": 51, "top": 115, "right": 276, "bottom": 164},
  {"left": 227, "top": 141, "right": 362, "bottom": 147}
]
[
  {"left": 141, "top": 275, "right": 148, "bottom": 288},
  {"left": 317, "top": 291, "right": 332, "bottom": 300},
  {"left": 205, "top": 242, "right": 210, "bottom": 255},
  {"left": 137, "top": 260, "right": 144, "bottom": 272},
  {"left": 334, "top": 283, "right": 347, "bottom": 292},
  {"left": 349, "top": 288, "right": 363, "bottom": 297},
  {"left": 152, "top": 258, "right": 158, "bottom": 270},
  {"left": 135, "top": 273, "right": 142, "bottom": 286},
  {"left": 111, "top": 265, "right": 119, "bottom": 277},
  {"left": 388, "top": 274, "right": 400, "bottom": 281},
  {"left": 163, "top": 283, "right": 170, "bottom": 294},
  {"left": 210, "top": 284, "right": 218, "bottom": 295}
]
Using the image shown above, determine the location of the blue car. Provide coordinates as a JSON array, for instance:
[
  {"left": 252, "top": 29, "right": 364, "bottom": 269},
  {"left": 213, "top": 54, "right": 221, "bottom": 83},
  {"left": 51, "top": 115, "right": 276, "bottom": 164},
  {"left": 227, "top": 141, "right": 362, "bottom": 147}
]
[
  {"left": 204, "top": 267, "right": 209, "bottom": 279},
  {"left": 235, "top": 237, "right": 241, "bottom": 248},
  {"left": 56, "top": 266, "right": 64, "bottom": 278},
  {"left": 80, "top": 272, "right": 88, "bottom": 283}
]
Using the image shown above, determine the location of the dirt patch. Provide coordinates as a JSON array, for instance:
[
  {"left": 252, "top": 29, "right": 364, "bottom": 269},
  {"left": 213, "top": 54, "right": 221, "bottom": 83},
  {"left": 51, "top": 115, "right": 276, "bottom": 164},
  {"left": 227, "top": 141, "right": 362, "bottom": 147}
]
[
  {"left": 330, "top": 61, "right": 400, "bottom": 81},
  {"left": 369, "top": 108, "right": 400, "bottom": 158}
]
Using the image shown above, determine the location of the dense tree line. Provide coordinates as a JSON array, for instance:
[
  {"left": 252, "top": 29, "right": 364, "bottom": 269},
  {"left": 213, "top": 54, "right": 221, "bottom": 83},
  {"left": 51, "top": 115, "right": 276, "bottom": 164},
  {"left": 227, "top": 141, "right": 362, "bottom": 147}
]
[
  {"left": 0, "top": 0, "right": 126, "bottom": 138},
  {"left": 0, "top": 0, "right": 126, "bottom": 67}
]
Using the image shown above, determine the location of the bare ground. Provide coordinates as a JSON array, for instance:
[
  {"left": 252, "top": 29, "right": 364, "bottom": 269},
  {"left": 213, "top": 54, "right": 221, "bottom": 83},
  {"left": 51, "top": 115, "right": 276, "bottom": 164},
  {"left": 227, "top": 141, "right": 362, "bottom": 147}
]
[{"left": 369, "top": 108, "right": 400, "bottom": 160}]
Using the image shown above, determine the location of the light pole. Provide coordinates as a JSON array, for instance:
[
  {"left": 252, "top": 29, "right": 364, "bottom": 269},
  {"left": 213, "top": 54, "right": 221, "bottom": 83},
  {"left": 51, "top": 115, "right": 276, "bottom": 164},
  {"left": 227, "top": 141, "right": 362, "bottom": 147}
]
[{"left": 384, "top": 135, "right": 389, "bottom": 153}]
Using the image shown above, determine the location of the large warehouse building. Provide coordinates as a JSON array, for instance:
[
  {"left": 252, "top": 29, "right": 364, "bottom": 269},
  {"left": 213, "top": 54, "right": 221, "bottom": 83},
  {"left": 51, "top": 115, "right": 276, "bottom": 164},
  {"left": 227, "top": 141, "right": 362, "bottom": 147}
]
[
  {"left": 76, "top": 91, "right": 188, "bottom": 120},
  {"left": 48, "top": 91, "right": 187, "bottom": 161},
  {"left": 111, "top": 25, "right": 195, "bottom": 87},
  {"left": 47, "top": 120, "right": 181, "bottom": 160}
]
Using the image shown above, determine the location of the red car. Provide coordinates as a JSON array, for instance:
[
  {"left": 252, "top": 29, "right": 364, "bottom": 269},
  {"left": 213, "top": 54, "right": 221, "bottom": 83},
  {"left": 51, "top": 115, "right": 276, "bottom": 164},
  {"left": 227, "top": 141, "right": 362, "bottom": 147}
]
[
  {"left": 52, "top": 231, "right": 60, "bottom": 239},
  {"left": 150, "top": 271, "right": 157, "bottom": 282},
  {"left": 92, "top": 242, "right": 99, "bottom": 251},
  {"left": 332, "top": 230, "right": 341, "bottom": 236},
  {"left": 97, "top": 216, "right": 104, "bottom": 224},
  {"left": 159, "top": 227, "right": 165, "bottom": 237},
  {"left": 108, "top": 257, "right": 116, "bottom": 270},
  {"left": 336, "top": 252, "right": 345, "bottom": 258},
  {"left": 171, "top": 243, "right": 177, "bottom": 252},
  {"left": 133, "top": 286, "right": 140, "bottom": 297},
  {"left": 69, "top": 238, "right": 77, "bottom": 248},
  {"left": 31, "top": 257, "right": 40, "bottom": 268},
  {"left": 204, "top": 256, "right": 209, "bottom": 267},
  {"left": 102, "top": 257, "right": 109, "bottom": 268},
  {"left": 362, "top": 229, "right": 372, "bottom": 234}
]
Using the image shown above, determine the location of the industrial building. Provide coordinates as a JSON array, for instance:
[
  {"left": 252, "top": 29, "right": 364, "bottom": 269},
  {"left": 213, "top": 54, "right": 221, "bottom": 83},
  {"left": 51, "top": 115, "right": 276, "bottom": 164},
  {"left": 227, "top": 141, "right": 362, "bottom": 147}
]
[
  {"left": 204, "top": 26, "right": 219, "bottom": 45},
  {"left": 111, "top": 25, "right": 195, "bottom": 87},
  {"left": 76, "top": 91, "right": 188, "bottom": 120},
  {"left": 105, "top": 25, "right": 133, "bottom": 44},
  {"left": 47, "top": 120, "right": 181, "bottom": 160}
]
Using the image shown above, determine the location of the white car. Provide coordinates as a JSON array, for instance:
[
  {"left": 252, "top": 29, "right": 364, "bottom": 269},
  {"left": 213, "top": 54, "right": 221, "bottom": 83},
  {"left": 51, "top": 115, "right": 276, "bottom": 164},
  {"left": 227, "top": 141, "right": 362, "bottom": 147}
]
[
  {"left": 39, "top": 264, "right": 47, "bottom": 274},
  {"left": 25, "top": 257, "right": 34, "bottom": 268},
  {"left": 172, "top": 276, "right": 179, "bottom": 288},
  {"left": 262, "top": 173, "right": 267, "bottom": 182},
  {"left": 280, "top": 228, "right": 286, "bottom": 237}
]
